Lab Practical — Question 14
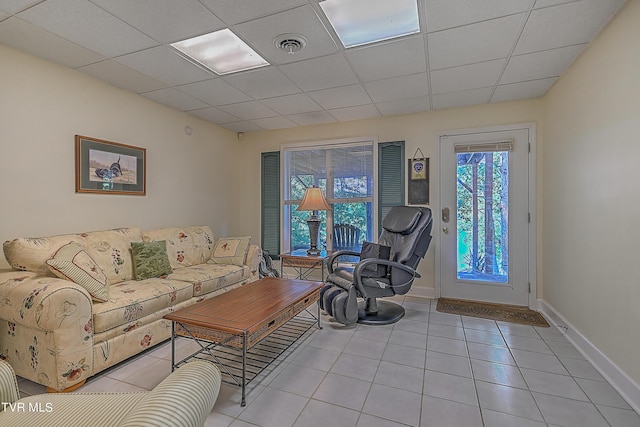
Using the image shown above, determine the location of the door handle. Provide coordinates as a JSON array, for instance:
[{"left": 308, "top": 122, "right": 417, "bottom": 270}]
[{"left": 442, "top": 207, "right": 450, "bottom": 223}]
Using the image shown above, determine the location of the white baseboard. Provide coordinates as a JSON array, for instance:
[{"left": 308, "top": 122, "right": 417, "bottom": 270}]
[{"left": 539, "top": 299, "right": 640, "bottom": 414}]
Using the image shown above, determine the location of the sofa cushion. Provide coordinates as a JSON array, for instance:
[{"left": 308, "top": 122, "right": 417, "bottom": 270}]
[
  {"left": 142, "top": 226, "right": 214, "bottom": 269},
  {"left": 83, "top": 228, "right": 142, "bottom": 286},
  {"left": 131, "top": 240, "right": 173, "bottom": 280},
  {"left": 46, "top": 242, "right": 110, "bottom": 302},
  {"left": 92, "top": 279, "right": 192, "bottom": 334},
  {"left": 3, "top": 234, "right": 86, "bottom": 275},
  {"left": 168, "top": 263, "right": 249, "bottom": 297},
  {"left": 210, "top": 236, "right": 251, "bottom": 266}
]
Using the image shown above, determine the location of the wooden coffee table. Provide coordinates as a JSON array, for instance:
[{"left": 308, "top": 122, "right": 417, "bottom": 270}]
[{"left": 164, "top": 277, "right": 322, "bottom": 406}]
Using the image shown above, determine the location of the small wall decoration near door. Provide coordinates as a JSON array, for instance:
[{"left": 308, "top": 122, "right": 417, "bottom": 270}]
[
  {"left": 408, "top": 148, "right": 429, "bottom": 205},
  {"left": 75, "top": 135, "right": 146, "bottom": 195}
]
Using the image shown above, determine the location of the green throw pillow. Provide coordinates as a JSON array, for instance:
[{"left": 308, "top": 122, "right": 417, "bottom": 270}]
[
  {"left": 131, "top": 240, "right": 173, "bottom": 280},
  {"left": 46, "top": 241, "right": 110, "bottom": 302}
]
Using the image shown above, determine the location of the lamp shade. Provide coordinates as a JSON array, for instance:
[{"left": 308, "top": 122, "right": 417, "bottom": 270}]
[{"left": 297, "top": 187, "right": 331, "bottom": 211}]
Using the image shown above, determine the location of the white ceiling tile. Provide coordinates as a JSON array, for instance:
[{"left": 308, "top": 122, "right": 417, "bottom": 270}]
[
  {"left": 199, "top": 0, "right": 307, "bottom": 25},
  {"left": 223, "top": 67, "right": 300, "bottom": 99},
  {"left": 0, "top": 0, "right": 43, "bottom": 15},
  {"left": 142, "top": 88, "right": 210, "bottom": 111},
  {"left": 345, "top": 35, "right": 427, "bottom": 82},
  {"left": 0, "top": 17, "right": 106, "bottom": 68},
  {"left": 115, "top": 46, "right": 214, "bottom": 86},
  {"left": 375, "top": 96, "right": 431, "bottom": 116},
  {"left": 426, "top": 0, "right": 534, "bottom": 32},
  {"left": 432, "top": 87, "right": 493, "bottom": 110},
  {"left": 250, "top": 116, "right": 299, "bottom": 130},
  {"left": 77, "top": 60, "right": 167, "bottom": 93},
  {"left": 279, "top": 54, "right": 359, "bottom": 92},
  {"left": 501, "top": 44, "right": 586, "bottom": 84},
  {"left": 428, "top": 13, "right": 526, "bottom": 70},
  {"left": 90, "top": 0, "right": 225, "bottom": 43},
  {"left": 286, "top": 111, "right": 337, "bottom": 126},
  {"left": 0, "top": 10, "right": 8, "bottom": 19},
  {"left": 17, "top": 0, "right": 157, "bottom": 57},
  {"left": 176, "top": 79, "right": 252, "bottom": 106},
  {"left": 188, "top": 107, "right": 240, "bottom": 124},
  {"left": 329, "top": 105, "right": 380, "bottom": 122},
  {"left": 260, "top": 93, "right": 322, "bottom": 115},
  {"left": 364, "top": 73, "right": 429, "bottom": 103},
  {"left": 232, "top": 5, "right": 338, "bottom": 65},
  {"left": 491, "top": 77, "right": 557, "bottom": 103},
  {"left": 222, "top": 121, "right": 264, "bottom": 132},
  {"left": 308, "top": 84, "right": 372, "bottom": 110},
  {"left": 533, "top": 0, "right": 580, "bottom": 8},
  {"left": 431, "top": 59, "right": 506, "bottom": 94},
  {"left": 514, "top": 0, "right": 626, "bottom": 55},
  {"left": 218, "top": 101, "right": 278, "bottom": 120}
]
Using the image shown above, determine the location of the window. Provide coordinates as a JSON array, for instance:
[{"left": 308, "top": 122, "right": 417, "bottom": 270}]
[
  {"left": 260, "top": 140, "right": 405, "bottom": 256},
  {"left": 284, "top": 139, "right": 374, "bottom": 252}
]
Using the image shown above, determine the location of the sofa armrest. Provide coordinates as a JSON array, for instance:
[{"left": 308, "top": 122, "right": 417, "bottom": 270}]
[
  {"left": 0, "top": 360, "right": 20, "bottom": 407},
  {"left": 0, "top": 274, "right": 92, "bottom": 331},
  {"left": 118, "top": 361, "right": 221, "bottom": 427},
  {"left": 244, "top": 244, "right": 262, "bottom": 279}
]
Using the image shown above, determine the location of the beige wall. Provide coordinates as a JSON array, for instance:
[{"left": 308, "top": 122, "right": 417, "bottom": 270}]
[
  {"left": 234, "top": 100, "right": 544, "bottom": 297},
  {"left": 542, "top": 0, "right": 640, "bottom": 385},
  {"left": 0, "top": 44, "right": 238, "bottom": 269}
]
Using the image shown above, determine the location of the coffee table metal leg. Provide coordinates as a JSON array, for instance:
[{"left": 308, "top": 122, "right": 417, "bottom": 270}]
[
  {"left": 241, "top": 331, "right": 247, "bottom": 407},
  {"left": 171, "top": 321, "right": 176, "bottom": 372}
]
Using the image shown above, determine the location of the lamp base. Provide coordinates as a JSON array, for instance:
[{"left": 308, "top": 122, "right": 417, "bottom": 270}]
[
  {"left": 307, "top": 248, "right": 321, "bottom": 256},
  {"left": 306, "top": 216, "right": 321, "bottom": 256}
]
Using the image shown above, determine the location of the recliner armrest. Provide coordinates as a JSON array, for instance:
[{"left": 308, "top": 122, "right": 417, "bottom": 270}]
[{"left": 352, "top": 259, "right": 420, "bottom": 297}]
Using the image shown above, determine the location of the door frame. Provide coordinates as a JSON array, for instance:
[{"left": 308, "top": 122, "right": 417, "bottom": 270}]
[{"left": 435, "top": 122, "right": 537, "bottom": 308}]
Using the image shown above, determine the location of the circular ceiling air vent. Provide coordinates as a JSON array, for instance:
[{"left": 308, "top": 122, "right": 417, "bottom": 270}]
[{"left": 274, "top": 34, "right": 308, "bottom": 54}]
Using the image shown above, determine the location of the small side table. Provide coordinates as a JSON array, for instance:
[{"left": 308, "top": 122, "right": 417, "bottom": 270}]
[{"left": 280, "top": 249, "right": 332, "bottom": 281}]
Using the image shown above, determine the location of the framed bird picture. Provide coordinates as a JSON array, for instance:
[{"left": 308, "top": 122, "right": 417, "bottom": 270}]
[{"left": 75, "top": 135, "right": 146, "bottom": 195}]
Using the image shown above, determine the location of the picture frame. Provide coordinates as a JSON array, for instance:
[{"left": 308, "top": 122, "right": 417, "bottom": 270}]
[{"left": 75, "top": 135, "right": 146, "bottom": 195}]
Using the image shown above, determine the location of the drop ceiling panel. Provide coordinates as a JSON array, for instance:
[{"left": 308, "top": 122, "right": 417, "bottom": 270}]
[
  {"left": 115, "top": 46, "right": 214, "bottom": 86},
  {"left": 77, "top": 60, "right": 167, "bottom": 93},
  {"left": 198, "top": 0, "right": 307, "bottom": 26},
  {"left": 223, "top": 67, "right": 300, "bottom": 99},
  {"left": 218, "top": 101, "right": 278, "bottom": 120},
  {"left": 514, "top": 0, "right": 626, "bottom": 55},
  {"left": 345, "top": 35, "right": 427, "bottom": 82},
  {"left": 279, "top": 54, "right": 359, "bottom": 92},
  {"left": 308, "top": 84, "right": 372, "bottom": 110},
  {"left": 0, "top": 10, "right": 8, "bottom": 19},
  {"left": 364, "top": 73, "right": 429, "bottom": 103},
  {"left": 431, "top": 59, "right": 506, "bottom": 95},
  {"left": 250, "top": 116, "right": 298, "bottom": 130},
  {"left": 260, "top": 93, "right": 322, "bottom": 115},
  {"left": 142, "top": 87, "right": 210, "bottom": 111},
  {"left": 89, "top": 0, "right": 225, "bottom": 44},
  {"left": 329, "top": 105, "right": 380, "bottom": 122},
  {"left": 232, "top": 5, "right": 338, "bottom": 65},
  {"left": 176, "top": 79, "right": 252, "bottom": 106},
  {"left": 287, "top": 111, "right": 337, "bottom": 126},
  {"left": 0, "top": 17, "right": 106, "bottom": 68},
  {"left": 375, "top": 96, "right": 430, "bottom": 116},
  {"left": 0, "top": 0, "right": 43, "bottom": 15},
  {"left": 17, "top": 0, "right": 157, "bottom": 57},
  {"left": 501, "top": 44, "right": 586, "bottom": 84},
  {"left": 188, "top": 106, "right": 240, "bottom": 124},
  {"left": 425, "top": 0, "right": 534, "bottom": 32},
  {"left": 223, "top": 121, "right": 263, "bottom": 132},
  {"left": 428, "top": 13, "right": 526, "bottom": 70},
  {"left": 432, "top": 87, "right": 493, "bottom": 110},
  {"left": 492, "top": 78, "right": 557, "bottom": 103}
]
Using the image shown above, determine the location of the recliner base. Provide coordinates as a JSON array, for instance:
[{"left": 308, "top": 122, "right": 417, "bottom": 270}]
[{"left": 357, "top": 299, "right": 405, "bottom": 325}]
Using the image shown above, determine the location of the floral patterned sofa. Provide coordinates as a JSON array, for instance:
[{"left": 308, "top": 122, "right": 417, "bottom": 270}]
[{"left": 0, "top": 226, "right": 261, "bottom": 391}]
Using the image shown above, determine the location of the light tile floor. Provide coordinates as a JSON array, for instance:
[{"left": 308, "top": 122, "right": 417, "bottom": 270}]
[{"left": 18, "top": 297, "right": 640, "bottom": 427}]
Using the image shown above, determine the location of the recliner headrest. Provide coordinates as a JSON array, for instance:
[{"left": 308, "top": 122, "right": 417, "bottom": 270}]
[{"left": 382, "top": 206, "right": 423, "bottom": 235}]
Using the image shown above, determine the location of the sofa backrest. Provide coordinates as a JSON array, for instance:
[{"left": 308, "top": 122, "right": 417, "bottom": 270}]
[
  {"left": 141, "top": 226, "right": 214, "bottom": 269},
  {"left": 3, "top": 228, "right": 142, "bottom": 285}
]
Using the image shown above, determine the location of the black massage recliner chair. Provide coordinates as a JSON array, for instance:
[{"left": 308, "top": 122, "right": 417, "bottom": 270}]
[{"left": 320, "top": 206, "right": 433, "bottom": 326}]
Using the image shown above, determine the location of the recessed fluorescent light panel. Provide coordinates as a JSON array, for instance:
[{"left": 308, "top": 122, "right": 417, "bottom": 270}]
[
  {"left": 171, "top": 29, "right": 269, "bottom": 75},
  {"left": 320, "top": 0, "right": 420, "bottom": 48}
]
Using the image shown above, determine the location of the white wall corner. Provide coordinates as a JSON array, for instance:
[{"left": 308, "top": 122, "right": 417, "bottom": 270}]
[{"left": 539, "top": 299, "right": 640, "bottom": 414}]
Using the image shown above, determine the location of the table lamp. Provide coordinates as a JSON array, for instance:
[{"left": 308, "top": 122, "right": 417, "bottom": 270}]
[{"left": 297, "top": 187, "right": 331, "bottom": 255}]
